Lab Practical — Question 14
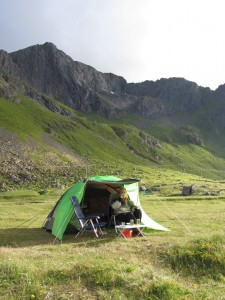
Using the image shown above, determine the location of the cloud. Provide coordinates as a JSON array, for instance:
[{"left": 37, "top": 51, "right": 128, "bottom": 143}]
[{"left": 0, "top": 0, "right": 225, "bottom": 89}]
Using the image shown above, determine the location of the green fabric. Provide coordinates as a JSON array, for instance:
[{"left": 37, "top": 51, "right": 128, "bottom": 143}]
[
  {"left": 87, "top": 175, "right": 122, "bottom": 182},
  {"left": 52, "top": 181, "right": 85, "bottom": 240},
  {"left": 52, "top": 176, "right": 123, "bottom": 240},
  {"left": 52, "top": 176, "right": 140, "bottom": 240},
  {"left": 50, "top": 175, "right": 170, "bottom": 239},
  {"left": 124, "top": 182, "right": 139, "bottom": 203}
]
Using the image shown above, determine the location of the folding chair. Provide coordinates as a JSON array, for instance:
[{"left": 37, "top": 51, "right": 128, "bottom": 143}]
[
  {"left": 108, "top": 195, "right": 121, "bottom": 232},
  {"left": 108, "top": 214, "right": 116, "bottom": 227},
  {"left": 70, "top": 196, "right": 106, "bottom": 238}
]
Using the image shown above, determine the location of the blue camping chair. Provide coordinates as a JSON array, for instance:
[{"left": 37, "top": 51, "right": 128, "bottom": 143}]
[{"left": 70, "top": 196, "right": 106, "bottom": 238}]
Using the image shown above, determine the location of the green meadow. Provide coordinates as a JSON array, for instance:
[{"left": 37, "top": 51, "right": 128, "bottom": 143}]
[
  {"left": 0, "top": 189, "right": 224, "bottom": 300},
  {"left": 1, "top": 87, "right": 225, "bottom": 299}
]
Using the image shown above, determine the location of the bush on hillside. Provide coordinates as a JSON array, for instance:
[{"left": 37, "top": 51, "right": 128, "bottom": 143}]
[{"left": 161, "top": 235, "right": 225, "bottom": 280}]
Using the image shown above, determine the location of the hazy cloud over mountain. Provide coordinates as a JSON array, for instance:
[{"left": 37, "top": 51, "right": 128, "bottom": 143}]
[{"left": 1, "top": 0, "right": 225, "bottom": 90}]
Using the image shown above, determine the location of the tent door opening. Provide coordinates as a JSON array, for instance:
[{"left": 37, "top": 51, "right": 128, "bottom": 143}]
[{"left": 81, "top": 183, "right": 121, "bottom": 224}]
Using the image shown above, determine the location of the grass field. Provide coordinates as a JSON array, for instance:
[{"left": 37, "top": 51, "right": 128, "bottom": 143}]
[{"left": 0, "top": 189, "right": 224, "bottom": 300}]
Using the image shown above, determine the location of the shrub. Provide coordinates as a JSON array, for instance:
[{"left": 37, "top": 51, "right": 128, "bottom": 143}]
[
  {"left": 146, "top": 280, "right": 191, "bottom": 300},
  {"left": 161, "top": 235, "right": 225, "bottom": 280}
]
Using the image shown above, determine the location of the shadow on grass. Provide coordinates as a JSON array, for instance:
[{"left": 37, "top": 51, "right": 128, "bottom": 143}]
[{"left": 0, "top": 227, "right": 118, "bottom": 248}]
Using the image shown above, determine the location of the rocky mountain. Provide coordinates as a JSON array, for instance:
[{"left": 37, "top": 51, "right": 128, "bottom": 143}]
[
  {"left": 1, "top": 42, "right": 225, "bottom": 141},
  {"left": 127, "top": 78, "right": 213, "bottom": 111},
  {"left": 1, "top": 42, "right": 225, "bottom": 190},
  {"left": 0, "top": 43, "right": 131, "bottom": 118},
  {"left": 1, "top": 42, "right": 224, "bottom": 125},
  {"left": 127, "top": 78, "right": 225, "bottom": 130}
]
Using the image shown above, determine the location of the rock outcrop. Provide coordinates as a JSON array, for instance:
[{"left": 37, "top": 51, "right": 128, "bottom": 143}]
[
  {"left": 0, "top": 127, "right": 84, "bottom": 191},
  {"left": 127, "top": 78, "right": 214, "bottom": 112},
  {"left": 0, "top": 42, "right": 225, "bottom": 127},
  {"left": 0, "top": 69, "right": 71, "bottom": 116},
  {"left": 1, "top": 43, "right": 130, "bottom": 118}
]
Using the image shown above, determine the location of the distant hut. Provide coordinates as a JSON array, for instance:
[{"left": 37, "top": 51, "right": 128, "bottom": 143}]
[{"left": 182, "top": 185, "right": 195, "bottom": 196}]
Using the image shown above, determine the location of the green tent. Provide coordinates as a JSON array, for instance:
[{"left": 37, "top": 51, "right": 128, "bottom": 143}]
[{"left": 43, "top": 175, "right": 169, "bottom": 240}]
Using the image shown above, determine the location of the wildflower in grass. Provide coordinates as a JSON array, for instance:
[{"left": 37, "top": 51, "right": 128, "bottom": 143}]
[
  {"left": 30, "top": 295, "right": 35, "bottom": 299},
  {"left": 162, "top": 235, "right": 225, "bottom": 279}
]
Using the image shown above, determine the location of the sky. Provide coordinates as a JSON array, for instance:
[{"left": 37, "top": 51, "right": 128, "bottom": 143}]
[{"left": 0, "top": 0, "right": 225, "bottom": 90}]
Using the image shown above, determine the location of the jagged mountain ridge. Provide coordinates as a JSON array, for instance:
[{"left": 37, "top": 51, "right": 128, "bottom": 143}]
[
  {"left": 1, "top": 43, "right": 225, "bottom": 190},
  {"left": 0, "top": 43, "right": 131, "bottom": 118},
  {"left": 1, "top": 42, "right": 225, "bottom": 125}
]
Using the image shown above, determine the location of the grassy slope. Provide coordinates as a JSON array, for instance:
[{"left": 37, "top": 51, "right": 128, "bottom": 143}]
[
  {"left": 1, "top": 94, "right": 225, "bottom": 191},
  {"left": 83, "top": 110, "right": 225, "bottom": 180}
]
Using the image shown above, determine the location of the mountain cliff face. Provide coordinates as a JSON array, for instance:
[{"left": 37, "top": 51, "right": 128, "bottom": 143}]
[
  {"left": 1, "top": 42, "right": 225, "bottom": 190},
  {"left": 127, "top": 78, "right": 213, "bottom": 111},
  {"left": 0, "top": 43, "right": 130, "bottom": 118},
  {"left": 0, "top": 42, "right": 225, "bottom": 127}
]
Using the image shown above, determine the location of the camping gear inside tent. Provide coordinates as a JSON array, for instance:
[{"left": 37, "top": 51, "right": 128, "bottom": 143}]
[{"left": 43, "top": 175, "right": 169, "bottom": 240}]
